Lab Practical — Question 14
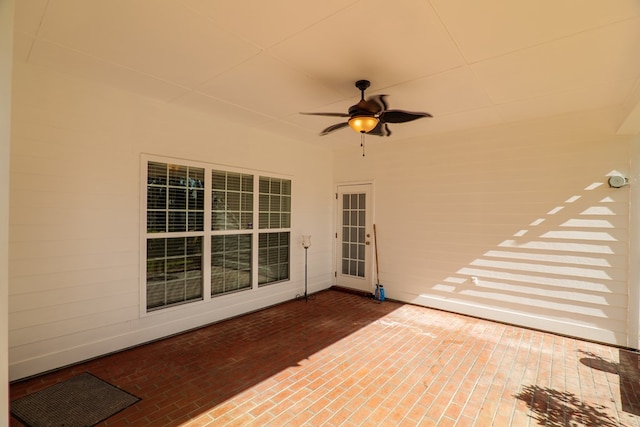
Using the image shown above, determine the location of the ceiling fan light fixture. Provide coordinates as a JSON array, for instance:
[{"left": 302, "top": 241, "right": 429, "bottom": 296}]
[{"left": 348, "top": 115, "right": 379, "bottom": 133}]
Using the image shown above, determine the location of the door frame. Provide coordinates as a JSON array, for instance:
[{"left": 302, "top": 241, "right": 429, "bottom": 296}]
[{"left": 334, "top": 182, "right": 375, "bottom": 293}]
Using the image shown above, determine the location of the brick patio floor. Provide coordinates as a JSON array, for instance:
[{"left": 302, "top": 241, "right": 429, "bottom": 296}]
[{"left": 9, "top": 289, "right": 640, "bottom": 426}]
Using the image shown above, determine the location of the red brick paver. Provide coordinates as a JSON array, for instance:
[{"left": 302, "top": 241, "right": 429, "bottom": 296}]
[{"left": 10, "top": 289, "right": 640, "bottom": 426}]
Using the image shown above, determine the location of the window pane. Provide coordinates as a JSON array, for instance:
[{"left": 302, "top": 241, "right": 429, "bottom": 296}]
[
  {"left": 186, "top": 255, "right": 201, "bottom": 276},
  {"left": 242, "top": 193, "right": 253, "bottom": 211},
  {"left": 169, "top": 188, "right": 187, "bottom": 210},
  {"left": 227, "top": 192, "right": 240, "bottom": 211},
  {"left": 186, "top": 237, "right": 201, "bottom": 255},
  {"left": 147, "top": 236, "right": 202, "bottom": 311},
  {"left": 259, "top": 212, "right": 269, "bottom": 229},
  {"left": 271, "top": 179, "right": 281, "bottom": 194},
  {"left": 259, "top": 176, "right": 291, "bottom": 230},
  {"left": 188, "top": 212, "right": 203, "bottom": 231},
  {"left": 189, "top": 168, "right": 204, "bottom": 188},
  {"left": 188, "top": 189, "right": 204, "bottom": 210},
  {"left": 211, "top": 234, "right": 252, "bottom": 297},
  {"left": 281, "top": 196, "right": 291, "bottom": 212},
  {"left": 147, "top": 239, "right": 165, "bottom": 259},
  {"left": 147, "top": 187, "right": 166, "bottom": 210},
  {"left": 168, "top": 212, "right": 186, "bottom": 232},
  {"left": 227, "top": 173, "right": 241, "bottom": 191},
  {"left": 148, "top": 162, "right": 167, "bottom": 185},
  {"left": 212, "top": 170, "right": 253, "bottom": 231},
  {"left": 186, "top": 278, "right": 201, "bottom": 299},
  {"left": 281, "top": 213, "right": 290, "bottom": 228},
  {"left": 281, "top": 180, "right": 291, "bottom": 196},
  {"left": 169, "top": 165, "right": 187, "bottom": 187},
  {"left": 258, "top": 232, "right": 289, "bottom": 286},
  {"left": 225, "top": 212, "right": 239, "bottom": 230},
  {"left": 242, "top": 175, "right": 253, "bottom": 192},
  {"left": 270, "top": 213, "right": 280, "bottom": 229},
  {"left": 270, "top": 195, "right": 281, "bottom": 211},
  {"left": 259, "top": 178, "right": 270, "bottom": 193},
  {"left": 147, "top": 212, "right": 166, "bottom": 233},
  {"left": 259, "top": 194, "right": 270, "bottom": 212},
  {"left": 212, "top": 191, "right": 225, "bottom": 210},
  {"left": 212, "top": 171, "right": 225, "bottom": 189},
  {"left": 166, "top": 238, "right": 184, "bottom": 257},
  {"left": 241, "top": 213, "right": 253, "bottom": 230},
  {"left": 147, "top": 162, "right": 204, "bottom": 234}
]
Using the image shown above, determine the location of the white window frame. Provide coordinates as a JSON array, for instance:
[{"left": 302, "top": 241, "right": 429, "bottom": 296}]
[{"left": 139, "top": 154, "right": 292, "bottom": 316}]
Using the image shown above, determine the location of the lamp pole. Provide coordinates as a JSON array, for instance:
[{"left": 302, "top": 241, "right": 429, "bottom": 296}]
[{"left": 302, "top": 235, "right": 311, "bottom": 301}]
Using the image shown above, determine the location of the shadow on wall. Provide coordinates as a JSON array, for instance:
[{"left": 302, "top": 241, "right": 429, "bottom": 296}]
[{"left": 431, "top": 171, "right": 628, "bottom": 339}]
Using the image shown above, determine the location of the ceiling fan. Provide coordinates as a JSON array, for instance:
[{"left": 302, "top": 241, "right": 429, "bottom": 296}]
[{"left": 302, "top": 80, "right": 432, "bottom": 137}]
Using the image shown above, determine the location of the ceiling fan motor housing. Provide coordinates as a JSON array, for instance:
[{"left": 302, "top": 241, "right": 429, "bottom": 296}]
[{"left": 348, "top": 104, "right": 375, "bottom": 118}]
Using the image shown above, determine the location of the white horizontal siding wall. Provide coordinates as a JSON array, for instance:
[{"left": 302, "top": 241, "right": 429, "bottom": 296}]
[
  {"left": 631, "top": 135, "right": 640, "bottom": 349},
  {"left": 1, "top": 0, "right": 14, "bottom": 416},
  {"left": 9, "top": 63, "right": 334, "bottom": 380},
  {"left": 334, "top": 114, "right": 632, "bottom": 347}
]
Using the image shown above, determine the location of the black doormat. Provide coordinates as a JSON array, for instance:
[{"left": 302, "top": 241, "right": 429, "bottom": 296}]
[{"left": 11, "top": 372, "right": 140, "bottom": 427}]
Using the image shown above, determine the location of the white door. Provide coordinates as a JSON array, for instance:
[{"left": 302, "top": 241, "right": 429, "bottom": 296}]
[{"left": 336, "top": 184, "right": 373, "bottom": 293}]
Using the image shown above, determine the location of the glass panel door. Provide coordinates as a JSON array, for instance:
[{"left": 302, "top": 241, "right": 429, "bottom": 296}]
[{"left": 336, "top": 184, "right": 372, "bottom": 293}]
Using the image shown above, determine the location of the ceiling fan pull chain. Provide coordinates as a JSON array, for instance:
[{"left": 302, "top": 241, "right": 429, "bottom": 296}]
[{"left": 361, "top": 134, "right": 365, "bottom": 157}]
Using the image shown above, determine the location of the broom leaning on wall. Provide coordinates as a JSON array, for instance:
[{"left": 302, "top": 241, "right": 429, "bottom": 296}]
[{"left": 373, "top": 224, "right": 385, "bottom": 302}]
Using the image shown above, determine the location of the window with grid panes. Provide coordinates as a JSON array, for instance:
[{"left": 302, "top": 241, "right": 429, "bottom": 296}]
[
  {"left": 144, "top": 158, "right": 292, "bottom": 311},
  {"left": 258, "top": 177, "right": 291, "bottom": 286},
  {"left": 146, "top": 162, "right": 205, "bottom": 310},
  {"left": 211, "top": 170, "right": 253, "bottom": 296}
]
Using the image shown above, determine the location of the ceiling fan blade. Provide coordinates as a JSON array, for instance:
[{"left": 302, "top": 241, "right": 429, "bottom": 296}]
[
  {"left": 320, "top": 122, "right": 350, "bottom": 135},
  {"left": 300, "top": 112, "right": 350, "bottom": 117},
  {"left": 380, "top": 110, "right": 432, "bottom": 124},
  {"left": 368, "top": 122, "right": 392, "bottom": 137},
  {"left": 366, "top": 95, "right": 388, "bottom": 112}
]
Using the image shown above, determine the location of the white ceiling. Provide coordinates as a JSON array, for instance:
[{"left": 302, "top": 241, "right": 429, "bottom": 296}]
[{"left": 12, "top": 0, "right": 640, "bottom": 145}]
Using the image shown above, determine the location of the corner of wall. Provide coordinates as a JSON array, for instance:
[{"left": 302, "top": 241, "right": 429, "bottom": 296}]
[
  {"left": 628, "top": 135, "right": 640, "bottom": 349},
  {"left": 1, "top": 0, "right": 14, "bottom": 421}
]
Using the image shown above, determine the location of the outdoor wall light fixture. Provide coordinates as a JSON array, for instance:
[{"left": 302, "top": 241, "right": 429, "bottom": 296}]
[{"left": 608, "top": 175, "right": 629, "bottom": 188}]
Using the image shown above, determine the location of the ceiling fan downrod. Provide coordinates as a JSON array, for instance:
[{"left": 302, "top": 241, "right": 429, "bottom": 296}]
[{"left": 355, "top": 80, "right": 371, "bottom": 101}]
